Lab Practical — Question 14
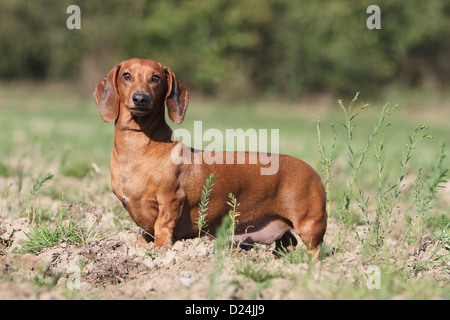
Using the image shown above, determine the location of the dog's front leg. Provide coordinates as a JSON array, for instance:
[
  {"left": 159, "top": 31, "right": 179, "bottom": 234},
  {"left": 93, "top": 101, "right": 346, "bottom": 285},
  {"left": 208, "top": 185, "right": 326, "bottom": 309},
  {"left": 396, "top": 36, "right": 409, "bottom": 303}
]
[{"left": 152, "top": 194, "right": 185, "bottom": 248}]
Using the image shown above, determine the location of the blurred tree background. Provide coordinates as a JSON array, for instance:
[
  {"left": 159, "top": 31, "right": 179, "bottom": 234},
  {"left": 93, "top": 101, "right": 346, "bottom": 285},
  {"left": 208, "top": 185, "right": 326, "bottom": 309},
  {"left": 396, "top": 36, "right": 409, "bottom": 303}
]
[{"left": 0, "top": 0, "right": 449, "bottom": 99}]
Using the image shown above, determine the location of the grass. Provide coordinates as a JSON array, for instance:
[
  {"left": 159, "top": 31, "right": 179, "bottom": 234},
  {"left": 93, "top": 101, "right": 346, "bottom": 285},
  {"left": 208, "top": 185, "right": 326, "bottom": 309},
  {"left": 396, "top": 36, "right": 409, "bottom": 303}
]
[
  {"left": 225, "top": 193, "right": 240, "bottom": 251},
  {"left": 18, "top": 201, "right": 113, "bottom": 254},
  {"left": 333, "top": 96, "right": 421, "bottom": 249},
  {"left": 0, "top": 153, "right": 113, "bottom": 254},
  {"left": 316, "top": 94, "right": 448, "bottom": 263},
  {"left": 19, "top": 212, "right": 112, "bottom": 254},
  {"left": 0, "top": 183, "right": 13, "bottom": 216},
  {"left": 196, "top": 172, "right": 215, "bottom": 238},
  {"left": 235, "top": 259, "right": 281, "bottom": 283},
  {"left": 411, "top": 142, "right": 448, "bottom": 244},
  {"left": 0, "top": 83, "right": 449, "bottom": 299},
  {"left": 207, "top": 192, "right": 241, "bottom": 299}
]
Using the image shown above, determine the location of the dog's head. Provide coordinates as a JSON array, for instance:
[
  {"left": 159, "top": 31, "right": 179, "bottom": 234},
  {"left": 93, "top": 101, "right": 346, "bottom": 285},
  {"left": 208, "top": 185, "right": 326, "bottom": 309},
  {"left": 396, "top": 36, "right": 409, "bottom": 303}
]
[{"left": 93, "top": 58, "right": 189, "bottom": 124}]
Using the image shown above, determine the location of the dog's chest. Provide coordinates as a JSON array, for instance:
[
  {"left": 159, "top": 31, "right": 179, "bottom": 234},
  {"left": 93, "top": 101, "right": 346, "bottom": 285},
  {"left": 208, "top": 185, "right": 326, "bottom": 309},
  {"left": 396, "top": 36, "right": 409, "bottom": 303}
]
[
  {"left": 115, "top": 150, "right": 177, "bottom": 198},
  {"left": 119, "top": 162, "right": 159, "bottom": 197}
]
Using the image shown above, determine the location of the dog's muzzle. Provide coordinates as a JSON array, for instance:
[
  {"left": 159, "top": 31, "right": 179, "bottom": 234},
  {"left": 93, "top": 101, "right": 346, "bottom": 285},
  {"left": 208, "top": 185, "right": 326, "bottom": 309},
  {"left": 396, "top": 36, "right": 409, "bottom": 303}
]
[{"left": 132, "top": 93, "right": 149, "bottom": 107}]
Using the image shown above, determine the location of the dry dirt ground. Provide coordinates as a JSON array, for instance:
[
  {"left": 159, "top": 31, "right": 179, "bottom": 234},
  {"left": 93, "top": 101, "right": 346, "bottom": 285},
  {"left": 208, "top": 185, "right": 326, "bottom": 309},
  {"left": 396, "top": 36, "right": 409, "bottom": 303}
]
[{"left": 0, "top": 204, "right": 448, "bottom": 300}]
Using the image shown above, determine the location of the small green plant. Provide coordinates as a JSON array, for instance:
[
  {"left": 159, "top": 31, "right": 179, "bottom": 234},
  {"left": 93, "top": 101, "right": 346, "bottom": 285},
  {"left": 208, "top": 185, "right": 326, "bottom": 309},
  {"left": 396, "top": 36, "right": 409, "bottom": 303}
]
[
  {"left": 208, "top": 193, "right": 240, "bottom": 299},
  {"left": 236, "top": 259, "right": 281, "bottom": 283},
  {"left": 19, "top": 204, "right": 113, "bottom": 254},
  {"left": 408, "top": 141, "right": 448, "bottom": 245},
  {"left": 226, "top": 193, "right": 240, "bottom": 249},
  {"left": 432, "top": 214, "right": 449, "bottom": 242},
  {"left": 20, "top": 222, "right": 63, "bottom": 254},
  {"left": 29, "top": 172, "right": 54, "bottom": 200},
  {"left": 78, "top": 257, "right": 88, "bottom": 271},
  {"left": 354, "top": 124, "right": 431, "bottom": 251},
  {"left": 25, "top": 172, "right": 54, "bottom": 222},
  {"left": 0, "top": 183, "right": 13, "bottom": 215},
  {"left": 276, "top": 246, "right": 313, "bottom": 264},
  {"left": 317, "top": 119, "right": 336, "bottom": 217},
  {"left": 196, "top": 173, "right": 215, "bottom": 238},
  {"left": 212, "top": 193, "right": 240, "bottom": 256},
  {"left": 16, "top": 168, "right": 24, "bottom": 203},
  {"left": 336, "top": 94, "right": 396, "bottom": 245},
  {"left": 276, "top": 241, "right": 332, "bottom": 264},
  {"left": 411, "top": 239, "right": 449, "bottom": 274},
  {"left": 317, "top": 93, "right": 448, "bottom": 256},
  {"left": 208, "top": 214, "right": 230, "bottom": 299},
  {"left": 31, "top": 264, "right": 62, "bottom": 290}
]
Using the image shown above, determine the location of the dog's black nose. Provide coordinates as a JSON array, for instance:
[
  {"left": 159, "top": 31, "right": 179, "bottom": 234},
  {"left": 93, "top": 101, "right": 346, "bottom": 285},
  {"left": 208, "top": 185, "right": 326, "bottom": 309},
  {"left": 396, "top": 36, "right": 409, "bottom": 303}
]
[{"left": 132, "top": 93, "right": 149, "bottom": 106}]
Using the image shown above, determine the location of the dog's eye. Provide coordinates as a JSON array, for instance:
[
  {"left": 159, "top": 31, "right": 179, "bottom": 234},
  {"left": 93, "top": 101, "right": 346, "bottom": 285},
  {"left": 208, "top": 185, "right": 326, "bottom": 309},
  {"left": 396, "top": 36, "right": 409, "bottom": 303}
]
[
  {"left": 151, "top": 75, "right": 160, "bottom": 83},
  {"left": 122, "top": 72, "right": 131, "bottom": 81}
]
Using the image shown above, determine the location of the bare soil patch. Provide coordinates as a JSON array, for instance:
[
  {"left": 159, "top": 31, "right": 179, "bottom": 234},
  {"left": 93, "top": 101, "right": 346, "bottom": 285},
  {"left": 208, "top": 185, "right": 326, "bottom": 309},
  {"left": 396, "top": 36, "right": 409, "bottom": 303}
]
[{"left": 1, "top": 210, "right": 448, "bottom": 299}]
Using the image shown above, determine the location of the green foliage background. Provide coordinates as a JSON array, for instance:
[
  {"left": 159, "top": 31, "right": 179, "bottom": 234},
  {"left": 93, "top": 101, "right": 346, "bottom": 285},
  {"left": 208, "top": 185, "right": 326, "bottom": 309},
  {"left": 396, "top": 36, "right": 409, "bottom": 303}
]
[{"left": 1, "top": 0, "right": 449, "bottom": 98}]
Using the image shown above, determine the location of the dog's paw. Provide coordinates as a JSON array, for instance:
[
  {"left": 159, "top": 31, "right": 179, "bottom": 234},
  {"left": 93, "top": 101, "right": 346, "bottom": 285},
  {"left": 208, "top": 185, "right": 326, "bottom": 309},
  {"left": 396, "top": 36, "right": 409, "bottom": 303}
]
[
  {"left": 135, "top": 233, "right": 153, "bottom": 245},
  {"left": 152, "top": 238, "right": 173, "bottom": 250}
]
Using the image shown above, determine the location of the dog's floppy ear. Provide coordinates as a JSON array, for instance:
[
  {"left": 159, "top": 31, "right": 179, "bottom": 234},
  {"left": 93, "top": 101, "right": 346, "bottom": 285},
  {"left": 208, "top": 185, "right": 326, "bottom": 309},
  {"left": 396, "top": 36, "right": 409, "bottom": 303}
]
[
  {"left": 93, "top": 63, "right": 122, "bottom": 123},
  {"left": 163, "top": 66, "right": 189, "bottom": 124}
]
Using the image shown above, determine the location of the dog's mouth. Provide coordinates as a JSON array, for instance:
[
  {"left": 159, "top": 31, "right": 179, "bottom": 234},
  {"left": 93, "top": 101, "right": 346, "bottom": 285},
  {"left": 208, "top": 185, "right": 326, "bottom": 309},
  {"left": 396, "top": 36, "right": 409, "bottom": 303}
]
[{"left": 126, "top": 105, "right": 152, "bottom": 116}]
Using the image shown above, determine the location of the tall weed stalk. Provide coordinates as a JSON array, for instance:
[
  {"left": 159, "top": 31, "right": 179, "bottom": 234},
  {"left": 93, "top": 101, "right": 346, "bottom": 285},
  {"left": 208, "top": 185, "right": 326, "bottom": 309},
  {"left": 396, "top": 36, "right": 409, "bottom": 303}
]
[
  {"left": 196, "top": 173, "right": 215, "bottom": 238},
  {"left": 335, "top": 93, "right": 396, "bottom": 247},
  {"left": 208, "top": 193, "right": 240, "bottom": 299},
  {"left": 317, "top": 119, "right": 336, "bottom": 217},
  {"left": 26, "top": 172, "right": 54, "bottom": 223},
  {"left": 317, "top": 93, "right": 447, "bottom": 254},
  {"left": 0, "top": 183, "right": 13, "bottom": 216},
  {"left": 409, "top": 141, "right": 448, "bottom": 245},
  {"left": 354, "top": 124, "right": 431, "bottom": 251}
]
